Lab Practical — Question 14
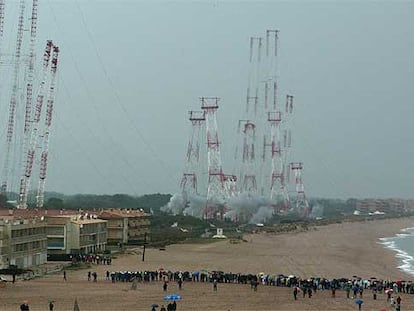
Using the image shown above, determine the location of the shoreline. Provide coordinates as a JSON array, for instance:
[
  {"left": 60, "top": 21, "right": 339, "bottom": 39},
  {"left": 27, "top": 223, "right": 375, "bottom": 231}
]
[
  {"left": 1, "top": 216, "right": 414, "bottom": 310},
  {"left": 379, "top": 223, "right": 414, "bottom": 277}
]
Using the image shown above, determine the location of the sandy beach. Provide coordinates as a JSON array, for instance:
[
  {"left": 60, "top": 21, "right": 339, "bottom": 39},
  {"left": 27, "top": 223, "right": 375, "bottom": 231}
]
[{"left": 1, "top": 217, "right": 414, "bottom": 310}]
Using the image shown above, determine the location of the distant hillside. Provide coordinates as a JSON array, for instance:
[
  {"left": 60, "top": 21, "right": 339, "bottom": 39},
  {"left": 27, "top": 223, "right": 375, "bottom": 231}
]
[{"left": 9, "top": 192, "right": 172, "bottom": 213}]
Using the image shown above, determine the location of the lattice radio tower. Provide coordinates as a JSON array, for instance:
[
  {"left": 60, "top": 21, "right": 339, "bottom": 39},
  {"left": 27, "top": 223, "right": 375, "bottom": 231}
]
[
  {"left": 180, "top": 110, "right": 205, "bottom": 205},
  {"left": 18, "top": 40, "right": 53, "bottom": 208},
  {"left": 1, "top": 0, "right": 26, "bottom": 194},
  {"left": 223, "top": 174, "right": 237, "bottom": 198},
  {"left": 201, "top": 97, "right": 225, "bottom": 219},
  {"left": 289, "top": 162, "right": 309, "bottom": 217},
  {"left": 268, "top": 111, "right": 290, "bottom": 212},
  {"left": 260, "top": 30, "right": 279, "bottom": 196},
  {"left": 0, "top": 0, "right": 4, "bottom": 59},
  {"left": 37, "top": 44, "right": 59, "bottom": 208},
  {"left": 246, "top": 37, "right": 262, "bottom": 116},
  {"left": 240, "top": 120, "right": 257, "bottom": 195},
  {"left": 18, "top": 0, "right": 41, "bottom": 208}
]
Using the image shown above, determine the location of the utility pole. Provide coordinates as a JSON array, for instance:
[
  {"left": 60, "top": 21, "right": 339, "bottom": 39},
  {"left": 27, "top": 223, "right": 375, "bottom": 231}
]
[{"left": 142, "top": 232, "right": 147, "bottom": 262}]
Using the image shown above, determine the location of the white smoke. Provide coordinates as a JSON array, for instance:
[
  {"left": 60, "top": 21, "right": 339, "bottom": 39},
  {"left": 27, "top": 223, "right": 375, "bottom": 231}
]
[
  {"left": 162, "top": 193, "right": 207, "bottom": 217},
  {"left": 225, "top": 194, "right": 273, "bottom": 222},
  {"left": 161, "top": 193, "right": 186, "bottom": 215},
  {"left": 249, "top": 205, "right": 274, "bottom": 224},
  {"left": 309, "top": 204, "right": 324, "bottom": 219},
  {"left": 163, "top": 192, "right": 289, "bottom": 224},
  {"left": 183, "top": 194, "right": 207, "bottom": 218}
]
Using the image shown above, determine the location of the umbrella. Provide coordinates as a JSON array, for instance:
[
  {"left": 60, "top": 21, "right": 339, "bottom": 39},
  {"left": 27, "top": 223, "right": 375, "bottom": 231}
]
[
  {"left": 355, "top": 299, "right": 363, "bottom": 305},
  {"left": 163, "top": 294, "right": 182, "bottom": 301},
  {"left": 370, "top": 277, "right": 377, "bottom": 280},
  {"left": 151, "top": 304, "right": 159, "bottom": 308},
  {"left": 385, "top": 288, "right": 393, "bottom": 294}
]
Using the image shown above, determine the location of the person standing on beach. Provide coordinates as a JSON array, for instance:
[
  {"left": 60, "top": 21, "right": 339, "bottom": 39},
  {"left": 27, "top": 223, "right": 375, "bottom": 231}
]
[
  {"left": 63, "top": 271, "right": 67, "bottom": 281},
  {"left": 396, "top": 295, "right": 402, "bottom": 311},
  {"left": 20, "top": 301, "right": 29, "bottom": 311},
  {"left": 213, "top": 279, "right": 218, "bottom": 291},
  {"left": 293, "top": 286, "right": 298, "bottom": 300}
]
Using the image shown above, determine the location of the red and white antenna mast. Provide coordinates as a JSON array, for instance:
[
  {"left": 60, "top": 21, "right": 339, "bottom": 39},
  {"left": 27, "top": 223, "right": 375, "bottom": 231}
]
[
  {"left": 18, "top": 0, "right": 40, "bottom": 208},
  {"left": 1, "top": 0, "right": 26, "bottom": 194},
  {"left": 260, "top": 30, "right": 279, "bottom": 196},
  {"left": 36, "top": 44, "right": 59, "bottom": 208},
  {"left": 240, "top": 120, "right": 257, "bottom": 195},
  {"left": 201, "top": 97, "right": 225, "bottom": 219},
  {"left": 283, "top": 94, "right": 294, "bottom": 181},
  {"left": 180, "top": 110, "right": 205, "bottom": 202},
  {"left": 268, "top": 111, "right": 290, "bottom": 213},
  {"left": 0, "top": 0, "right": 5, "bottom": 56},
  {"left": 223, "top": 174, "right": 237, "bottom": 198},
  {"left": 18, "top": 40, "right": 53, "bottom": 208},
  {"left": 290, "top": 162, "right": 309, "bottom": 217},
  {"left": 246, "top": 37, "right": 262, "bottom": 116}
]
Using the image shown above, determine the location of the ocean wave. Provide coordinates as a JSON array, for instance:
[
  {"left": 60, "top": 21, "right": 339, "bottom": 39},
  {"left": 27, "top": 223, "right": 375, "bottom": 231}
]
[
  {"left": 380, "top": 227, "right": 414, "bottom": 276},
  {"left": 401, "top": 226, "right": 414, "bottom": 233},
  {"left": 396, "top": 233, "right": 411, "bottom": 237}
]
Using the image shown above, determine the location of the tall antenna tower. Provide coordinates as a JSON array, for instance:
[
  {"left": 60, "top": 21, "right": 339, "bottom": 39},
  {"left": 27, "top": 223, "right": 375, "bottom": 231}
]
[
  {"left": 282, "top": 94, "right": 294, "bottom": 185},
  {"left": 260, "top": 30, "right": 279, "bottom": 197},
  {"left": 240, "top": 120, "right": 257, "bottom": 195},
  {"left": 268, "top": 111, "right": 290, "bottom": 212},
  {"left": 180, "top": 110, "right": 205, "bottom": 204},
  {"left": 223, "top": 174, "right": 237, "bottom": 198},
  {"left": 290, "top": 162, "right": 309, "bottom": 217},
  {"left": 18, "top": 0, "right": 40, "bottom": 208},
  {"left": 242, "top": 37, "right": 263, "bottom": 195},
  {"left": 246, "top": 37, "right": 262, "bottom": 116},
  {"left": 37, "top": 44, "right": 59, "bottom": 208},
  {"left": 0, "top": 0, "right": 5, "bottom": 58},
  {"left": 1, "top": 0, "right": 26, "bottom": 194},
  {"left": 18, "top": 40, "right": 53, "bottom": 208},
  {"left": 201, "top": 97, "right": 225, "bottom": 219}
]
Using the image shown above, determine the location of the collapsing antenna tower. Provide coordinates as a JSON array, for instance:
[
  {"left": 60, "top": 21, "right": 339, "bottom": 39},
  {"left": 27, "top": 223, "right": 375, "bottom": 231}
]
[
  {"left": 289, "top": 162, "right": 309, "bottom": 217},
  {"left": 246, "top": 37, "right": 262, "bottom": 116},
  {"left": 37, "top": 44, "right": 59, "bottom": 208},
  {"left": 1, "top": 0, "right": 26, "bottom": 194},
  {"left": 180, "top": 110, "right": 205, "bottom": 204},
  {"left": 268, "top": 111, "right": 290, "bottom": 212},
  {"left": 239, "top": 36, "right": 262, "bottom": 197},
  {"left": 240, "top": 120, "right": 257, "bottom": 195},
  {"left": 18, "top": 0, "right": 41, "bottom": 208},
  {"left": 0, "top": 0, "right": 5, "bottom": 60},
  {"left": 201, "top": 97, "right": 225, "bottom": 219},
  {"left": 18, "top": 40, "right": 53, "bottom": 208}
]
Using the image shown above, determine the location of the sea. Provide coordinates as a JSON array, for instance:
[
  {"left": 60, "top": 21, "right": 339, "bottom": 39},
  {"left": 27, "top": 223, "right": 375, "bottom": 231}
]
[{"left": 380, "top": 226, "right": 414, "bottom": 276}]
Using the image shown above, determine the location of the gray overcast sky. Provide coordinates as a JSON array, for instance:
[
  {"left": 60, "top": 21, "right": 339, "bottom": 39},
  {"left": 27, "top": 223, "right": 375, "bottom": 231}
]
[{"left": 1, "top": 0, "right": 414, "bottom": 199}]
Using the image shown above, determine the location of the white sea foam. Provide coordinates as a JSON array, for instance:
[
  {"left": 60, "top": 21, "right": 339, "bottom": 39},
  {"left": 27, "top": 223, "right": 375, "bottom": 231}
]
[
  {"left": 380, "top": 227, "right": 414, "bottom": 276},
  {"left": 396, "top": 233, "right": 411, "bottom": 237}
]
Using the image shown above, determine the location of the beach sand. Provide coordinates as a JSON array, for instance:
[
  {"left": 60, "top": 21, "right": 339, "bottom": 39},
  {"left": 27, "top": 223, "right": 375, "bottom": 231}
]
[{"left": 1, "top": 217, "right": 414, "bottom": 310}]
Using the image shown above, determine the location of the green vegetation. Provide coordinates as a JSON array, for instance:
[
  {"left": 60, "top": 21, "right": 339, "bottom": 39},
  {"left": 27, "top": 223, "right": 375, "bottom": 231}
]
[{"left": 41, "top": 192, "right": 171, "bottom": 213}]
